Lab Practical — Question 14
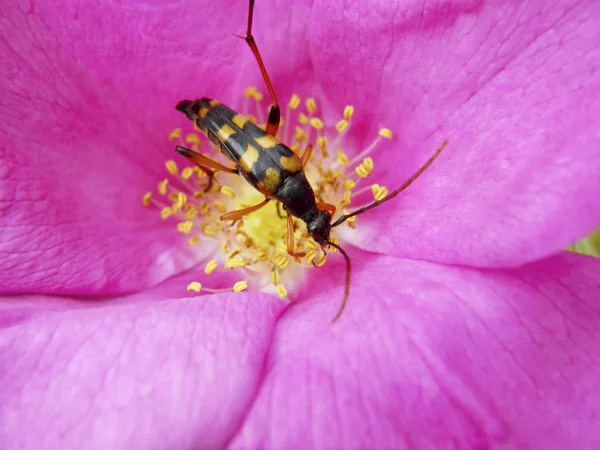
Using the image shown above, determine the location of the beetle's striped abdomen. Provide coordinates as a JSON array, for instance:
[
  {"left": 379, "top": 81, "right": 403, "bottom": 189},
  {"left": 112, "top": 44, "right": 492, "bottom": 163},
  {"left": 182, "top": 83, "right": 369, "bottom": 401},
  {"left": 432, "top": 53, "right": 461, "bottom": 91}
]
[{"left": 176, "top": 98, "right": 304, "bottom": 196}]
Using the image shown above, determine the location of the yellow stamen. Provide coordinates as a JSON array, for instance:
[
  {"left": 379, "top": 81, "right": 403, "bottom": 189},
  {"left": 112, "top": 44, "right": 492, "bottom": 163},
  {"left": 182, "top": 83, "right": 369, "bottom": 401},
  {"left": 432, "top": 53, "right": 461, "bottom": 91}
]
[
  {"left": 288, "top": 94, "right": 301, "bottom": 109},
  {"left": 371, "top": 184, "right": 389, "bottom": 201},
  {"left": 160, "top": 207, "right": 172, "bottom": 220},
  {"left": 165, "top": 160, "right": 178, "bottom": 175},
  {"left": 233, "top": 281, "right": 248, "bottom": 292},
  {"left": 271, "top": 270, "right": 280, "bottom": 285},
  {"left": 220, "top": 186, "right": 236, "bottom": 198},
  {"left": 379, "top": 128, "right": 393, "bottom": 139},
  {"left": 336, "top": 150, "right": 349, "bottom": 166},
  {"left": 187, "top": 282, "right": 202, "bottom": 292},
  {"left": 336, "top": 119, "right": 349, "bottom": 133},
  {"left": 142, "top": 192, "right": 152, "bottom": 207},
  {"left": 343, "top": 105, "right": 354, "bottom": 120},
  {"left": 310, "top": 117, "right": 324, "bottom": 130},
  {"left": 169, "top": 128, "right": 182, "bottom": 141},
  {"left": 204, "top": 259, "right": 218, "bottom": 274},
  {"left": 355, "top": 157, "right": 374, "bottom": 178},
  {"left": 177, "top": 221, "right": 194, "bottom": 234},
  {"left": 276, "top": 284, "right": 288, "bottom": 299},
  {"left": 185, "top": 133, "right": 202, "bottom": 147},
  {"left": 158, "top": 179, "right": 169, "bottom": 195},
  {"left": 188, "top": 236, "right": 200, "bottom": 246}
]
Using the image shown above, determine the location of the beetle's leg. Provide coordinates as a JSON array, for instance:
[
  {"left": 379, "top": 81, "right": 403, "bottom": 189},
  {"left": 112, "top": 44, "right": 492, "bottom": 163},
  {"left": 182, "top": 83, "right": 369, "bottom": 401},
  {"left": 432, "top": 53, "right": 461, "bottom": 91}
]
[
  {"left": 176, "top": 146, "right": 239, "bottom": 174},
  {"left": 220, "top": 198, "right": 270, "bottom": 221},
  {"left": 286, "top": 214, "right": 307, "bottom": 258},
  {"left": 276, "top": 202, "right": 286, "bottom": 219},
  {"left": 176, "top": 146, "right": 239, "bottom": 192},
  {"left": 243, "top": 0, "right": 280, "bottom": 137},
  {"left": 317, "top": 202, "right": 336, "bottom": 216},
  {"left": 300, "top": 144, "right": 313, "bottom": 168}
]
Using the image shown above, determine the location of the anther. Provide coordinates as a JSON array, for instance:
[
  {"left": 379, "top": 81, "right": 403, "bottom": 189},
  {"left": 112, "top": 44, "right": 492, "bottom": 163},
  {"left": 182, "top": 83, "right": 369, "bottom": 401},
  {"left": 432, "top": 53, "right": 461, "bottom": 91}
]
[
  {"left": 232, "top": 281, "right": 248, "bottom": 292},
  {"left": 142, "top": 192, "right": 152, "bottom": 207},
  {"left": 276, "top": 284, "right": 288, "bottom": 299},
  {"left": 187, "top": 282, "right": 202, "bottom": 292},
  {"left": 205, "top": 259, "right": 218, "bottom": 274},
  {"left": 165, "top": 160, "right": 178, "bottom": 175}
]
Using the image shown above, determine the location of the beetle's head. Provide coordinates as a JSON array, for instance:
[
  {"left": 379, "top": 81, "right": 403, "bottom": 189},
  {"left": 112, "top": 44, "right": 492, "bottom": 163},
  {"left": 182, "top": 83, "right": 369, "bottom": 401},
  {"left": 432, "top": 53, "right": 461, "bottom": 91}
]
[{"left": 307, "top": 210, "right": 332, "bottom": 246}]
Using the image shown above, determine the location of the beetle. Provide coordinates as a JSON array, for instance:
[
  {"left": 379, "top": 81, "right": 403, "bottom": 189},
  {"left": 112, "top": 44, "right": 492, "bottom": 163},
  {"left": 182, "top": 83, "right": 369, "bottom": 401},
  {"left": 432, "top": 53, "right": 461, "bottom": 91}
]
[{"left": 175, "top": 0, "right": 448, "bottom": 322}]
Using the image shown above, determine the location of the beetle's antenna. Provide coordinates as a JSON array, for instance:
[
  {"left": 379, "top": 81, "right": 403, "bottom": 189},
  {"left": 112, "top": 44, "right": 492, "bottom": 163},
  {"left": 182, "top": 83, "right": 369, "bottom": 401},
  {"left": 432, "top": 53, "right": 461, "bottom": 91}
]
[
  {"left": 326, "top": 241, "right": 351, "bottom": 323},
  {"left": 332, "top": 140, "right": 448, "bottom": 228}
]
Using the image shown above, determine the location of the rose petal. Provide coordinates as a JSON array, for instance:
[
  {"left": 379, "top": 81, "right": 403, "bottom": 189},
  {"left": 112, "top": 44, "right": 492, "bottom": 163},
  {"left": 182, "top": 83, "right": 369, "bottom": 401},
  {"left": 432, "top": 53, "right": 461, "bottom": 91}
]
[
  {"left": 311, "top": 0, "right": 600, "bottom": 267},
  {"left": 0, "top": 285, "right": 285, "bottom": 449},
  {"left": 0, "top": 0, "right": 259, "bottom": 294},
  {"left": 230, "top": 251, "right": 600, "bottom": 449}
]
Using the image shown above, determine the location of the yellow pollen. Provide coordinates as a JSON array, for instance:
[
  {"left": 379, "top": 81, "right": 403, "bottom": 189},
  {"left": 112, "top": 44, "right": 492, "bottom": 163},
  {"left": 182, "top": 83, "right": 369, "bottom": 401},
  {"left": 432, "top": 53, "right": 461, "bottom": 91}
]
[
  {"left": 336, "top": 119, "right": 349, "bottom": 133},
  {"left": 298, "top": 113, "right": 308, "bottom": 125},
  {"left": 169, "top": 128, "right": 182, "bottom": 141},
  {"left": 185, "top": 133, "right": 202, "bottom": 147},
  {"left": 244, "top": 86, "right": 258, "bottom": 98},
  {"left": 306, "top": 98, "right": 317, "bottom": 114},
  {"left": 160, "top": 207, "right": 172, "bottom": 220},
  {"left": 343, "top": 179, "right": 356, "bottom": 190},
  {"left": 344, "top": 105, "right": 354, "bottom": 120},
  {"left": 371, "top": 184, "right": 389, "bottom": 201},
  {"left": 220, "top": 186, "right": 236, "bottom": 198},
  {"left": 142, "top": 192, "right": 152, "bottom": 207},
  {"left": 158, "top": 179, "right": 169, "bottom": 195},
  {"left": 317, "top": 136, "right": 328, "bottom": 156},
  {"left": 295, "top": 127, "right": 307, "bottom": 142},
  {"left": 187, "top": 282, "right": 202, "bottom": 292},
  {"left": 314, "top": 253, "right": 327, "bottom": 267},
  {"left": 379, "top": 128, "right": 393, "bottom": 139},
  {"left": 276, "top": 284, "right": 288, "bottom": 299},
  {"left": 176, "top": 192, "right": 187, "bottom": 208},
  {"left": 233, "top": 281, "right": 248, "bottom": 292},
  {"left": 185, "top": 205, "right": 198, "bottom": 220},
  {"left": 272, "top": 254, "right": 290, "bottom": 269},
  {"left": 355, "top": 157, "right": 374, "bottom": 178},
  {"left": 202, "top": 225, "right": 217, "bottom": 236},
  {"left": 305, "top": 250, "right": 317, "bottom": 264},
  {"left": 288, "top": 94, "right": 301, "bottom": 109},
  {"left": 181, "top": 167, "right": 194, "bottom": 180},
  {"left": 188, "top": 236, "right": 200, "bottom": 246},
  {"left": 310, "top": 117, "right": 324, "bottom": 130},
  {"left": 225, "top": 257, "right": 249, "bottom": 269},
  {"left": 220, "top": 240, "right": 228, "bottom": 255},
  {"left": 177, "top": 221, "right": 194, "bottom": 234},
  {"left": 213, "top": 201, "right": 226, "bottom": 214},
  {"left": 336, "top": 150, "right": 349, "bottom": 166},
  {"left": 271, "top": 270, "right": 280, "bottom": 285},
  {"left": 165, "top": 160, "right": 178, "bottom": 175},
  {"left": 204, "top": 259, "right": 218, "bottom": 274},
  {"left": 342, "top": 209, "right": 357, "bottom": 227}
]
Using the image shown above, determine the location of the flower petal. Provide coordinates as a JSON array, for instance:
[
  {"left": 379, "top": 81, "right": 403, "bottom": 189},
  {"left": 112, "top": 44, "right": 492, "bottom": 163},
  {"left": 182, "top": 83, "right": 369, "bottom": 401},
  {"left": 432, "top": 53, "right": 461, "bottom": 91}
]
[
  {"left": 0, "top": 285, "right": 284, "bottom": 449},
  {"left": 310, "top": 1, "right": 600, "bottom": 266},
  {"left": 0, "top": 1, "right": 255, "bottom": 294},
  {"left": 230, "top": 251, "right": 600, "bottom": 449}
]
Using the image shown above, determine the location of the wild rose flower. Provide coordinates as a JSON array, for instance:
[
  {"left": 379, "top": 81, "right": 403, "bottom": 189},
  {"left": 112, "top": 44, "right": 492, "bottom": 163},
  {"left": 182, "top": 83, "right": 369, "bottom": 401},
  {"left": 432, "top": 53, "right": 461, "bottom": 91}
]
[{"left": 2, "top": 0, "right": 600, "bottom": 449}]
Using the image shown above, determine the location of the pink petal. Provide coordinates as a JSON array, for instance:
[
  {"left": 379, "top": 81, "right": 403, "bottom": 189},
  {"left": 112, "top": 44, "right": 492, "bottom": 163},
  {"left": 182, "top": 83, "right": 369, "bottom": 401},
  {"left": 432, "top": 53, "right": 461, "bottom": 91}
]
[
  {"left": 0, "top": 1, "right": 264, "bottom": 294},
  {"left": 310, "top": 1, "right": 600, "bottom": 267},
  {"left": 0, "top": 285, "right": 285, "bottom": 449},
  {"left": 230, "top": 251, "right": 600, "bottom": 449}
]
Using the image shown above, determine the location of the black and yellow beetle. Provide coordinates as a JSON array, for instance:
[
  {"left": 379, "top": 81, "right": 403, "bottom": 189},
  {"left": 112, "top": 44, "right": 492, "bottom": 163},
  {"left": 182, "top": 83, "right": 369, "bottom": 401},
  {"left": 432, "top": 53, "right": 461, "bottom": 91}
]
[{"left": 175, "top": 0, "right": 447, "bottom": 322}]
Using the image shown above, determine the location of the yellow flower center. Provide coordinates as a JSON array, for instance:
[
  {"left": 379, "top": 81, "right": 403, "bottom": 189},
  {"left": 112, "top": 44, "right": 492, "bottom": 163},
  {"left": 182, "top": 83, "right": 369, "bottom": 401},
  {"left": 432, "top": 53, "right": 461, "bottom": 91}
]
[{"left": 144, "top": 87, "right": 393, "bottom": 300}]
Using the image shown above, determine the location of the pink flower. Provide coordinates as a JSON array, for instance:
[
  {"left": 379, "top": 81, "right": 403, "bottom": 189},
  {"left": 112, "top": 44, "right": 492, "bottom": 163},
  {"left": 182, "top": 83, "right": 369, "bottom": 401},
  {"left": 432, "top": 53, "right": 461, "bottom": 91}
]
[{"left": 2, "top": 0, "right": 600, "bottom": 448}]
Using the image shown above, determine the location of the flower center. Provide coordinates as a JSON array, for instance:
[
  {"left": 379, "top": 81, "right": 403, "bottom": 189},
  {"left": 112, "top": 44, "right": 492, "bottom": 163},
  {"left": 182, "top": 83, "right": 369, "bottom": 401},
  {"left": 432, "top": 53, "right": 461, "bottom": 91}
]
[{"left": 144, "top": 87, "right": 393, "bottom": 300}]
